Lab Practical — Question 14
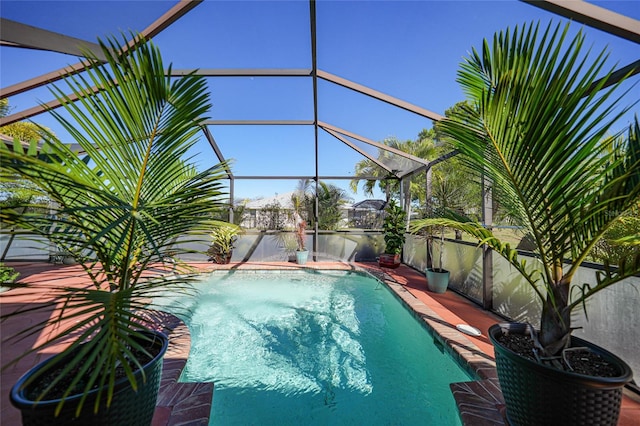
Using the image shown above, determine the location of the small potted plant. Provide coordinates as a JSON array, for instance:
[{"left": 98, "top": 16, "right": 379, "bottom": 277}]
[
  {"left": 425, "top": 225, "right": 449, "bottom": 293},
  {"left": 0, "top": 262, "right": 19, "bottom": 287},
  {"left": 294, "top": 212, "right": 309, "bottom": 264},
  {"left": 208, "top": 223, "right": 241, "bottom": 264},
  {"left": 275, "top": 231, "right": 299, "bottom": 262},
  {"left": 411, "top": 21, "right": 638, "bottom": 426},
  {"left": 0, "top": 33, "right": 229, "bottom": 425},
  {"left": 51, "top": 243, "right": 78, "bottom": 265},
  {"left": 378, "top": 199, "right": 406, "bottom": 269},
  {"left": 291, "top": 189, "right": 309, "bottom": 264}
]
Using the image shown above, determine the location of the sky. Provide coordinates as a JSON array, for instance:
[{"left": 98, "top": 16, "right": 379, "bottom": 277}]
[{"left": 1, "top": 0, "right": 639, "bottom": 202}]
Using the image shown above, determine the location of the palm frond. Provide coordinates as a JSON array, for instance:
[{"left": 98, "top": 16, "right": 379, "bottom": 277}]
[
  {"left": 419, "top": 21, "right": 639, "bottom": 354},
  {"left": 1, "top": 32, "right": 228, "bottom": 413},
  {"left": 438, "top": 21, "right": 638, "bottom": 277}
]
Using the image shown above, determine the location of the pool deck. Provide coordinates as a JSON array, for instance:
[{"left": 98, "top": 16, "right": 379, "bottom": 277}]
[{"left": 1, "top": 261, "right": 638, "bottom": 425}]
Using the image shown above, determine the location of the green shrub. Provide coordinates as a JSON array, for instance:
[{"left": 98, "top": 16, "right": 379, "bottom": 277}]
[{"left": 0, "top": 263, "right": 19, "bottom": 284}]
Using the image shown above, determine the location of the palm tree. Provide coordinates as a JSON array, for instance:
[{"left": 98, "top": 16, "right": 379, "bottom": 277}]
[
  {"left": 1, "top": 33, "right": 228, "bottom": 416},
  {"left": 291, "top": 178, "right": 311, "bottom": 222},
  {"left": 313, "top": 181, "right": 352, "bottom": 230},
  {"left": 411, "top": 21, "right": 640, "bottom": 358},
  {"left": 350, "top": 136, "right": 436, "bottom": 202},
  {"left": 291, "top": 179, "right": 311, "bottom": 251},
  {"left": 430, "top": 156, "right": 480, "bottom": 219},
  {"left": 427, "top": 102, "right": 482, "bottom": 220}
]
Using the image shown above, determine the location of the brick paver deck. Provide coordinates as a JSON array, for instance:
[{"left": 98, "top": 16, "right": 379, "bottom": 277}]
[{"left": 2, "top": 261, "right": 638, "bottom": 425}]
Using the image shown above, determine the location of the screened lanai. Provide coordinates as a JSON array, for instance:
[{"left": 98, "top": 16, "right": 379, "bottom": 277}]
[
  {"left": 2, "top": 0, "right": 639, "bottom": 250},
  {"left": 2, "top": 0, "right": 639, "bottom": 263},
  {"left": 1, "top": 1, "right": 640, "bottom": 423},
  {"left": 2, "top": 0, "right": 638, "bottom": 208}
]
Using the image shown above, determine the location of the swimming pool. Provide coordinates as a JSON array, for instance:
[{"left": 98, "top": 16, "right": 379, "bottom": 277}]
[{"left": 172, "top": 270, "right": 471, "bottom": 425}]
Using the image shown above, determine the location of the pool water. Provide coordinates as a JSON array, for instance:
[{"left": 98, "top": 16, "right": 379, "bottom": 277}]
[{"left": 175, "top": 270, "right": 470, "bottom": 425}]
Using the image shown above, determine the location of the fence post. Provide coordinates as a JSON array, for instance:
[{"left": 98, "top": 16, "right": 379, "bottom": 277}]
[{"left": 482, "top": 174, "right": 494, "bottom": 310}]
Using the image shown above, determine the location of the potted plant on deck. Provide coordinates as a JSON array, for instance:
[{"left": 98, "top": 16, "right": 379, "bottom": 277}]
[
  {"left": 275, "top": 231, "right": 299, "bottom": 262},
  {"left": 291, "top": 188, "right": 309, "bottom": 264},
  {"left": 294, "top": 212, "right": 309, "bottom": 264},
  {"left": 0, "top": 262, "right": 19, "bottom": 285},
  {"left": 424, "top": 225, "right": 449, "bottom": 293},
  {"left": 411, "top": 21, "right": 639, "bottom": 426},
  {"left": 208, "top": 223, "right": 242, "bottom": 264},
  {"left": 379, "top": 199, "right": 407, "bottom": 269},
  {"left": 0, "top": 33, "right": 228, "bottom": 425}
]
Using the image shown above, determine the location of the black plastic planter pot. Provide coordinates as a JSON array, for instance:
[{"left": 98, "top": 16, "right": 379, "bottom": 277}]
[
  {"left": 10, "top": 330, "right": 169, "bottom": 426},
  {"left": 489, "top": 323, "right": 633, "bottom": 426}
]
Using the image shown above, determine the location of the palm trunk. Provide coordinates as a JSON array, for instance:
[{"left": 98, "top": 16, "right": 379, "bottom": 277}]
[{"left": 539, "top": 277, "right": 571, "bottom": 357}]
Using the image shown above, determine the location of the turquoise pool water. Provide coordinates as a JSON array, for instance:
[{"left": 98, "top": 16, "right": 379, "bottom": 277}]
[{"left": 175, "top": 270, "right": 470, "bottom": 425}]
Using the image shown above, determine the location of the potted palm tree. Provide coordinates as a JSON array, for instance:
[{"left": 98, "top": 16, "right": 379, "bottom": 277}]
[
  {"left": 411, "top": 21, "right": 639, "bottom": 426},
  {"left": 379, "top": 199, "right": 406, "bottom": 268},
  {"left": 208, "top": 223, "right": 242, "bottom": 264},
  {"left": 0, "top": 33, "right": 228, "bottom": 425},
  {"left": 275, "top": 231, "right": 299, "bottom": 262}
]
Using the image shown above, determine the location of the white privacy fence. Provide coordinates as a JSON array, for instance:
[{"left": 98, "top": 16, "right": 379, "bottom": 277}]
[
  {"left": 404, "top": 234, "right": 640, "bottom": 382},
  {"left": 4, "top": 231, "right": 638, "bottom": 381},
  {"left": 1, "top": 234, "right": 51, "bottom": 261},
  {"left": 1, "top": 231, "right": 386, "bottom": 264}
]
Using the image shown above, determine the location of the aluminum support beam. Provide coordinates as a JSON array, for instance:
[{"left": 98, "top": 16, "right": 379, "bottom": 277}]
[
  {"left": 322, "top": 127, "right": 394, "bottom": 174},
  {"left": 0, "top": 90, "right": 92, "bottom": 126},
  {"left": 523, "top": 0, "right": 640, "bottom": 44},
  {"left": 317, "top": 70, "right": 444, "bottom": 121},
  {"left": 0, "top": 19, "right": 105, "bottom": 60},
  {"left": 1, "top": 0, "right": 203, "bottom": 100},
  {"left": 201, "top": 126, "right": 233, "bottom": 178},
  {"left": 587, "top": 59, "right": 640, "bottom": 94},
  {"left": 481, "top": 174, "right": 494, "bottom": 310},
  {"left": 170, "top": 68, "right": 312, "bottom": 77},
  {"left": 231, "top": 175, "right": 383, "bottom": 180},
  {"left": 318, "top": 121, "right": 430, "bottom": 166},
  {"left": 310, "top": 0, "right": 320, "bottom": 260},
  {"left": 402, "top": 149, "right": 460, "bottom": 179},
  {"left": 203, "top": 120, "right": 314, "bottom": 126}
]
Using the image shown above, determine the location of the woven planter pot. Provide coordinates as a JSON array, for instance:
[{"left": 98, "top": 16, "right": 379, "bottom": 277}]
[
  {"left": 489, "top": 323, "right": 633, "bottom": 426},
  {"left": 10, "top": 330, "right": 168, "bottom": 426}
]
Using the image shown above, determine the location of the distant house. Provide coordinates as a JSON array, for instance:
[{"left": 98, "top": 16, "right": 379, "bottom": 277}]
[
  {"left": 240, "top": 192, "right": 296, "bottom": 230},
  {"left": 239, "top": 193, "right": 384, "bottom": 231},
  {"left": 347, "top": 199, "right": 386, "bottom": 229}
]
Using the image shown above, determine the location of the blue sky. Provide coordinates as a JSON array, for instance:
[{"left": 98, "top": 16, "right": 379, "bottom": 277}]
[{"left": 1, "top": 0, "right": 639, "bottom": 202}]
